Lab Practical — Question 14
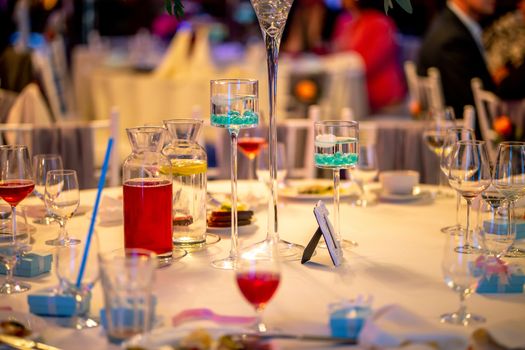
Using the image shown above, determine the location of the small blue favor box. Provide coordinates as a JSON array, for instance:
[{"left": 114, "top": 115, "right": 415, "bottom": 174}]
[
  {"left": 476, "top": 272, "right": 525, "bottom": 294},
  {"left": 0, "top": 252, "right": 52, "bottom": 277},
  {"left": 28, "top": 288, "right": 91, "bottom": 317},
  {"left": 329, "top": 305, "right": 371, "bottom": 338}
]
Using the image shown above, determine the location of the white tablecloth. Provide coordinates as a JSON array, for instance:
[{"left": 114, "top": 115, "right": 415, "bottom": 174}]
[{"left": 3, "top": 181, "right": 525, "bottom": 349}]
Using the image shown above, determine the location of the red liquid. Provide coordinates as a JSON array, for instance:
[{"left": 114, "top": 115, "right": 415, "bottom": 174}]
[
  {"left": 0, "top": 180, "right": 35, "bottom": 206},
  {"left": 236, "top": 271, "right": 280, "bottom": 309},
  {"left": 238, "top": 137, "right": 266, "bottom": 159},
  {"left": 123, "top": 179, "right": 173, "bottom": 256}
]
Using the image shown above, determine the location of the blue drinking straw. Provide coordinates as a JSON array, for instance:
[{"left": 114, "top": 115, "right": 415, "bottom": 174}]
[{"left": 76, "top": 138, "right": 114, "bottom": 288}]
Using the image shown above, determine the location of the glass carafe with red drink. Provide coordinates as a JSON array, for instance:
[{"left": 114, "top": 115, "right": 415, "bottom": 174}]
[
  {"left": 162, "top": 119, "right": 207, "bottom": 247},
  {"left": 123, "top": 127, "right": 173, "bottom": 266}
]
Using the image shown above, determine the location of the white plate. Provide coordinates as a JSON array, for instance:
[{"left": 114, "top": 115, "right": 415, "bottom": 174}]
[
  {"left": 378, "top": 188, "right": 432, "bottom": 203},
  {"left": 206, "top": 223, "right": 258, "bottom": 235},
  {"left": 0, "top": 310, "right": 47, "bottom": 340},
  {"left": 123, "top": 326, "right": 242, "bottom": 349},
  {"left": 279, "top": 180, "right": 356, "bottom": 201}
]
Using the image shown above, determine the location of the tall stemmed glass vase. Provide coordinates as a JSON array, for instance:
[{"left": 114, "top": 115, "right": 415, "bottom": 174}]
[
  {"left": 314, "top": 121, "right": 359, "bottom": 250},
  {"left": 448, "top": 140, "right": 491, "bottom": 254},
  {"left": 210, "top": 79, "right": 259, "bottom": 270},
  {"left": 492, "top": 141, "right": 525, "bottom": 257},
  {"left": 250, "top": 0, "right": 304, "bottom": 260}
]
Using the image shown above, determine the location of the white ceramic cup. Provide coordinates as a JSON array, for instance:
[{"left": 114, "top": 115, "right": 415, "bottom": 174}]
[{"left": 379, "top": 170, "right": 420, "bottom": 195}]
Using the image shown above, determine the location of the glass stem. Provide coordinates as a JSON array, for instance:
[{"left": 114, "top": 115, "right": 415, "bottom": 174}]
[
  {"left": 229, "top": 129, "right": 239, "bottom": 261},
  {"left": 58, "top": 219, "right": 68, "bottom": 243},
  {"left": 507, "top": 199, "right": 515, "bottom": 252},
  {"left": 465, "top": 198, "right": 472, "bottom": 250},
  {"left": 457, "top": 291, "right": 467, "bottom": 319},
  {"left": 4, "top": 257, "right": 16, "bottom": 285},
  {"left": 333, "top": 169, "right": 341, "bottom": 246},
  {"left": 248, "top": 157, "right": 254, "bottom": 181},
  {"left": 455, "top": 192, "right": 461, "bottom": 229},
  {"left": 264, "top": 34, "right": 281, "bottom": 243},
  {"left": 11, "top": 206, "right": 16, "bottom": 243},
  {"left": 254, "top": 307, "right": 267, "bottom": 333}
]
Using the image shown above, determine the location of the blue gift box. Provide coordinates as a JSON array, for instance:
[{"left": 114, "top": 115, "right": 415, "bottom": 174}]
[
  {"left": 0, "top": 252, "right": 52, "bottom": 277},
  {"left": 329, "top": 305, "right": 371, "bottom": 338},
  {"left": 483, "top": 218, "right": 525, "bottom": 240},
  {"left": 476, "top": 272, "right": 525, "bottom": 294},
  {"left": 27, "top": 288, "right": 91, "bottom": 317},
  {"left": 99, "top": 295, "right": 158, "bottom": 330}
]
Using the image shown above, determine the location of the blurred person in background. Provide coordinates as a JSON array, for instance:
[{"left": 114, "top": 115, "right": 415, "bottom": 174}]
[
  {"left": 417, "top": 0, "right": 496, "bottom": 120},
  {"left": 282, "top": 0, "right": 327, "bottom": 55},
  {"left": 331, "top": 0, "right": 406, "bottom": 113},
  {"left": 483, "top": 0, "right": 525, "bottom": 99}
]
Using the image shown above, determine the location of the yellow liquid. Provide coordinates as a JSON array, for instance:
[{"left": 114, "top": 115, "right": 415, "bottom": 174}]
[{"left": 162, "top": 160, "right": 207, "bottom": 176}]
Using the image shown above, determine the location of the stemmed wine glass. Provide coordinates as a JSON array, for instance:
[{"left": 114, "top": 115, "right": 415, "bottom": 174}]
[
  {"left": 314, "top": 120, "right": 359, "bottom": 250},
  {"left": 441, "top": 232, "right": 485, "bottom": 325},
  {"left": 439, "top": 127, "right": 475, "bottom": 234},
  {"left": 210, "top": 79, "right": 259, "bottom": 270},
  {"left": 44, "top": 169, "right": 81, "bottom": 246},
  {"left": 55, "top": 233, "right": 99, "bottom": 329},
  {"left": 235, "top": 239, "right": 280, "bottom": 333},
  {"left": 423, "top": 107, "right": 456, "bottom": 198},
  {"left": 0, "top": 145, "right": 34, "bottom": 294},
  {"left": 448, "top": 140, "right": 491, "bottom": 254},
  {"left": 238, "top": 125, "right": 267, "bottom": 204},
  {"left": 351, "top": 142, "right": 378, "bottom": 207},
  {"left": 33, "top": 154, "right": 64, "bottom": 225},
  {"left": 249, "top": 0, "right": 305, "bottom": 261},
  {"left": 492, "top": 141, "right": 525, "bottom": 258}
]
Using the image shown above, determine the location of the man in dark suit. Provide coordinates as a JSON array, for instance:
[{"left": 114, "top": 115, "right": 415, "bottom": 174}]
[{"left": 418, "top": 0, "right": 496, "bottom": 120}]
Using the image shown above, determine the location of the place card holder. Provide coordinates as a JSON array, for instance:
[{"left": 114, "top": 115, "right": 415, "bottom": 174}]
[{"left": 301, "top": 201, "right": 342, "bottom": 266}]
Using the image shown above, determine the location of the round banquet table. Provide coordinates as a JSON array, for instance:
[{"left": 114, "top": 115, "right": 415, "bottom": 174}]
[{"left": 2, "top": 180, "right": 525, "bottom": 350}]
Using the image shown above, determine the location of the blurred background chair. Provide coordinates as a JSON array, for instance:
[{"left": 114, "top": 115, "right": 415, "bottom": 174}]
[
  {"left": 404, "top": 61, "right": 445, "bottom": 114},
  {"left": 471, "top": 78, "right": 501, "bottom": 162}
]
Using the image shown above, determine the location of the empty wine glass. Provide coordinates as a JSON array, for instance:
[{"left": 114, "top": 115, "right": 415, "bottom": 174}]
[
  {"left": 479, "top": 185, "right": 514, "bottom": 258},
  {"left": 439, "top": 127, "right": 475, "bottom": 234},
  {"left": 238, "top": 125, "right": 267, "bottom": 204},
  {"left": 0, "top": 145, "right": 34, "bottom": 294},
  {"left": 210, "top": 79, "right": 259, "bottom": 270},
  {"left": 55, "top": 233, "right": 99, "bottom": 329},
  {"left": 45, "top": 169, "right": 81, "bottom": 246},
  {"left": 441, "top": 232, "right": 485, "bottom": 325},
  {"left": 256, "top": 143, "right": 287, "bottom": 190},
  {"left": 423, "top": 107, "right": 456, "bottom": 198},
  {"left": 314, "top": 120, "right": 359, "bottom": 249},
  {"left": 448, "top": 140, "right": 491, "bottom": 254},
  {"left": 350, "top": 142, "right": 378, "bottom": 207},
  {"left": 235, "top": 239, "right": 281, "bottom": 333},
  {"left": 492, "top": 141, "right": 525, "bottom": 258},
  {"left": 33, "top": 154, "right": 63, "bottom": 225}
]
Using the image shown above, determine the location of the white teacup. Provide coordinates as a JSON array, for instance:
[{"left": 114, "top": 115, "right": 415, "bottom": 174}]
[{"left": 379, "top": 170, "right": 419, "bottom": 195}]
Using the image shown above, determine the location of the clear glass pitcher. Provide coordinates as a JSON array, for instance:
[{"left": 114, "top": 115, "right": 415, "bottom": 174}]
[
  {"left": 122, "top": 126, "right": 173, "bottom": 265},
  {"left": 162, "top": 119, "right": 207, "bottom": 246}
]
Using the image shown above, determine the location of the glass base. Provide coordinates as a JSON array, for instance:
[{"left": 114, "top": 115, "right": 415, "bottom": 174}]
[
  {"left": 454, "top": 244, "right": 481, "bottom": 254},
  {"left": 0, "top": 280, "right": 31, "bottom": 294},
  {"left": 505, "top": 247, "right": 525, "bottom": 258},
  {"left": 173, "top": 234, "right": 221, "bottom": 252},
  {"left": 440, "top": 311, "right": 485, "bottom": 326},
  {"left": 46, "top": 237, "right": 81, "bottom": 246},
  {"left": 33, "top": 215, "right": 56, "bottom": 225},
  {"left": 243, "top": 239, "right": 304, "bottom": 261},
  {"left": 211, "top": 255, "right": 235, "bottom": 270},
  {"left": 157, "top": 248, "right": 188, "bottom": 268},
  {"left": 318, "top": 239, "right": 358, "bottom": 249},
  {"left": 441, "top": 224, "right": 465, "bottom": 235},
  {"left": 57, "top": 316, "right": 99, "bottom": 330}
]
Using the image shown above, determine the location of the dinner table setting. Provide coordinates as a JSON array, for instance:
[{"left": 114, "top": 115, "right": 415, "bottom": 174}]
[{"left": 1, "top": 0, "right": 525, "bottom": 349}]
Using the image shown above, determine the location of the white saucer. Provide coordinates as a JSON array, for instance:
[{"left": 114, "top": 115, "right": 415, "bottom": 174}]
[{"left": 378, "top": 188, "right": 432, "bottom": 203}]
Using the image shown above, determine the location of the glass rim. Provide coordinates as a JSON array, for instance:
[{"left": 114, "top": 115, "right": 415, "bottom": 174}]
[
  {"left": 126, "top": 126, "right": 166, "bottom": 133},
  {"left": 99, "top": 248, "right": 158, "bottom": 264},
  {"left": 33, "top": 153, "right": 62, "bottom": 159},
  {"left": 210, "top": 78, "right": 258, "bottom": 85},
  {"left": 445, "top": 126, "right": 474, "bottom": 133},
  {"left": 314, "top": 120, "right": 358, "bottom": 127},
  {"left": 163, "top": 118, "right": 204, "bottom": 125},
  {"left": 456, "top": 140, "right": 485, "bottom": 145},
  {"left": 0, "top": 145, "right": 29, "bottom": 151},
  {"left": 498, "top": 141, "right": 525, "bottom": 146},
  {"left": 47, "top": 169, "right": 77, "bottom": 176}
]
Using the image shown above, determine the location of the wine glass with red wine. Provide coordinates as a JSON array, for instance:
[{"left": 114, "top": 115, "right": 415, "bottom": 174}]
[
  {"left": 238, "top": 126, "right": 266, "bottom": 203},
  {"left": 235, "top": 239, "right": 281, "bottom": 333},
  {"left": 0, "top": 145, "right": 34, "bottom": 294}
]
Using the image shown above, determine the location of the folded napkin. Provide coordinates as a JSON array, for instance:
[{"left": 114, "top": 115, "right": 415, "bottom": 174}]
[
  {"left": 98, "top": 195, "right": 123, "bottom": 226},
  {"left": 358, "top": 305, "right": 469, "bottom": 350}
]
